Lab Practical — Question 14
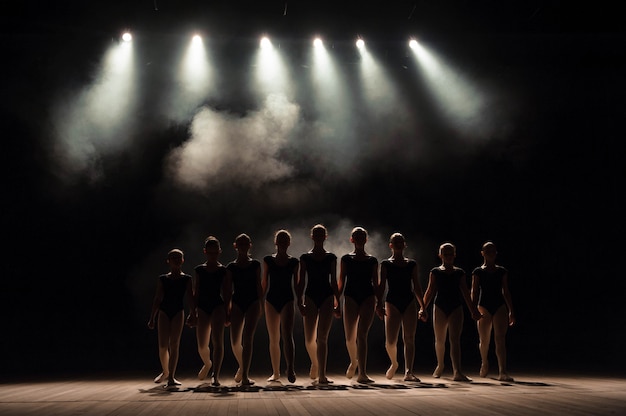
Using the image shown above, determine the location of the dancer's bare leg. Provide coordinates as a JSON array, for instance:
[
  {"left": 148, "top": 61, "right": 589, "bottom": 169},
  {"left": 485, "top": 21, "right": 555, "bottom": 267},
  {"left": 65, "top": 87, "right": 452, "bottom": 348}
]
[
  {"left": 166, "top": 311, "right": 185, "bottom": 386},
  {"left": 477, "top": 306, "right": 493, "bottom": 378},
  {"left": 155, "top": 311, "right": 171, "bottom": 383},
  {"left": 384, "top": 302, "right": 402, "bottom": 379},
  {"left": 210, "top": 305, "right": 226, "bottom": 386},
  {"left": 492, "top": 305, "right": 513, "bottom": 381},
  {"left": 265, "top": 302, "right": 282, "bottom": 381},
  {"left": 302, "top": 297, "right": 320, "bottom": 379},
  {"left": 316, "top": 296, "right": 335, "bottom": 384},
  {"left": 448, "top": 307, "right": 470, "bottom": 381},
  {"left": 196, "top": 310, "right": 213, "bottom": 380},
  {"left": 241, "top": 301, "right": 262, "bottom": 385},
  {"left": 280, "top": 302, "right": 296, "bottom": 383},
  {"left": 355, "top": 296, "right": 376, "bottom": 383},
  {"left": 343, "top": 297, "right": 359, "bottom": 379},
  {"left": 432, "top": 306, "right": 448, "bottom": 378},
  {"left": 229, "top": 305, "right": 245, "bottom": 383},
  {"left": 401, "top": 301, "right": 418, "bottom": 381}
]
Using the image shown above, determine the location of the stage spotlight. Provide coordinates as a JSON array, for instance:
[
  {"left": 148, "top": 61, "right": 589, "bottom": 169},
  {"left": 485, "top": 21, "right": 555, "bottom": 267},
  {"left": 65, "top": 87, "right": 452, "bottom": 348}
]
[
  {"left": 192, "top": 34, "right": 202, "bottom": 44},
  {"left": 260, "top": 36, "right": 272, "bottom": 49},
  {"left": 409, "top": 39, "right": 418, "bottom": 49},
  {"left": 356, "top": 38, "right": 365, "bottom": 49},
  {"left": 313, "top": 37, "right": 323, "bottom": 48},
  {"left": 121, "top": 32, "right": 132, "bottom": 42}
]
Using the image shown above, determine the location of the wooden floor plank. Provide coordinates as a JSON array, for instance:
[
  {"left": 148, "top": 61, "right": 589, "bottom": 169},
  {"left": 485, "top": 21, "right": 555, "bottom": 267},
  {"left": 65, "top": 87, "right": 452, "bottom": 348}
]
[{"left": 1, "top": 373, "right": 625, "bottom": 416}]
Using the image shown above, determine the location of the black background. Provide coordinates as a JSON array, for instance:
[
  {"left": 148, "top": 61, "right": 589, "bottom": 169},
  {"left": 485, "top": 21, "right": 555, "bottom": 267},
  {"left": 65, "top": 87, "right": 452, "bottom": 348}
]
[{"left": 1, "top": 1, "right": 623, "bottom": 378}]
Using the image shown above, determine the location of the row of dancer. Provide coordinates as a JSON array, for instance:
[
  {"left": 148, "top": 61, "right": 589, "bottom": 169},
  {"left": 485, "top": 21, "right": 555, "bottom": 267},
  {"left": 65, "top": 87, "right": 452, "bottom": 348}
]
[{"left": 148, "top": 225, "right": 515, "bottom": 388}]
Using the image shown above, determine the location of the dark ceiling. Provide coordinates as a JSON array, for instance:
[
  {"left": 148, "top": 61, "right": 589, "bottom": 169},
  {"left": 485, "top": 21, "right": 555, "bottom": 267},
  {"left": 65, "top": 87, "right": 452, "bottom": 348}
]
[{"left": 4, "top": 1, "right": 620, "bottom": 39}]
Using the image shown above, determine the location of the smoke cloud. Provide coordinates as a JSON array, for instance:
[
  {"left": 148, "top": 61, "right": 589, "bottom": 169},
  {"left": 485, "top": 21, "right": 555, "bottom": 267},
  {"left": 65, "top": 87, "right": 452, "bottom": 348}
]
[{"left": 166, "top": 93, "right": 300, "bottom": 190}]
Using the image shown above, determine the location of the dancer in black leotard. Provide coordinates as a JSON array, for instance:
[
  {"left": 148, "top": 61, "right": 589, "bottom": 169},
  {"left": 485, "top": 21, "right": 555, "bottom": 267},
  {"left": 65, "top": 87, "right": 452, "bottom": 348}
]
[
  {"left": 471, "top": 241, "right": 515, "bottom": 381},
  {"left": 378, "top": 233, "right": 428, "bottom": 382},
  {"left": 296, "top": 224, "right": 340, "bottom": 384},
  {"left": 148, "top": 249, "right": 193, "bottom": 388},
  {"left": 227, "top": 234, "right": 263, "bottom": 386},
  {"left": 187, "top": 236, "right": 232, "bottom": 386},
  {"left": 339, "top": 226, "right": 379, "bottom": 383},
  {"left": 262, "top": 229, "right": 299, "bottom": 383},
  {"left": 423, "top": 243, "right": 481, "bottom": 381}
]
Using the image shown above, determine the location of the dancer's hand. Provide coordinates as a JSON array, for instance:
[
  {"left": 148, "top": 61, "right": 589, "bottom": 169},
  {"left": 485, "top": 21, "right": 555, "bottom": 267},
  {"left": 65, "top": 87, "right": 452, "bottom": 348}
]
[
  {"left": 418, "top": 308, "right": 428, "bottom": 322},
  {"left": 333, "top": 305, "right": 341, "bottom": 319},
  {"left": 186, "top": 313, "right": 197, "bottom": 328}
]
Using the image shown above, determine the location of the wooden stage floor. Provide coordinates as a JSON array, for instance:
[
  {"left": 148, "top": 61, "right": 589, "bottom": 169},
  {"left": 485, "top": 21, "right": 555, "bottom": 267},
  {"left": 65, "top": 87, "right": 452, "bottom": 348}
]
[{"left": 1, "top": 371, "right": 625, "bottom": 415}]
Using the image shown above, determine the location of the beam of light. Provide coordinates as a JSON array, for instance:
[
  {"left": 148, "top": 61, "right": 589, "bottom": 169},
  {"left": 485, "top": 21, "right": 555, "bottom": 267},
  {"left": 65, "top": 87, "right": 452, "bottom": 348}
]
[
  {"left": 409, "top": 39, "right": 491, "bottom": 138},
  {"left": 356, "top": 38, "right": 365, "bottom": 49},
  {"left": 355, "top": 39, "right": 417, "bottom": 157},
  {"left": 122, "top": 32, "right": 132, "bottom": 42},
  {"left": 310, "top": 39, "right": 348, "bottom": 114},
  {"left": 309, "top": 33, "right": 355, "bottom": 159},
  {"left": 180, "top": 33, "right": 211, "bottom": 92},
  {"left": 313, "top": 37, "right": 323, "bottom": 48},
  {"left": 51, "top": 36, "right": 137, "bottom": 182},
  {"left": 182, "top": 34, "right": 209, "bottom": 83},
  {"left": 165, "top": 33, "right": 214, "bottom": 121},
  {"left": 357, "top": 40, "right": 405, "bottom": 114},
  {"left": 253, "top": 35, "right": 291, "bottom": 97}
]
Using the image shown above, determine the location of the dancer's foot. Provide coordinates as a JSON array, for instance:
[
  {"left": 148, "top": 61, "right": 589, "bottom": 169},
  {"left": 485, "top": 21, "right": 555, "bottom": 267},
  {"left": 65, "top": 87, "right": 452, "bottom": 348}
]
[
  {"left": 498, "top": 373, "right": 514, "bottom": 382},
  {"left": 309, "top": 363, "right": 318, "bottom": 379},
  {"left": 317, "top": 377, "right": 334, "bottom": 385},
  {"left": 346, "top": 362, "right": 358, "bottom": 379},
  {"left": 241, "top": 378, "right": 255, "bottom": 386},
  {"left": 154, "top": 372, "right": 169, "bottom": 383},
  {"left": 386, "top": 362, "right": 399, "bottom": 379},
  {"left": 198, "top": 362, "right": 212, "bottom": 380},
  {"left": 166, "top": 378, "right": 181, "bottom": 386},
  {"left": 234, "top": 368, "right": 242, "bottom": 383},
  {"left": 287, "top": 369, "right": 296, "bottom": 384},
  {"left": 211, "top": 375, "right": 221, "bottom": 387},
  {"left": 356, "top": 375, "right": 375, "bottom": 384},
  {"left": 433, "top": 366, "right": 443, "bottom": 378},
  {"left": 403, "top": 372, "right": 420, "bottom": 382},
  {"left": 453, "top": 372, "right": 472, "bottom": 382},
  {"left": 267, "top": 374, "right": 281, "bottom": 382},
  {"left": 479, "top": 362, "right": 488, "bottom": 378}
]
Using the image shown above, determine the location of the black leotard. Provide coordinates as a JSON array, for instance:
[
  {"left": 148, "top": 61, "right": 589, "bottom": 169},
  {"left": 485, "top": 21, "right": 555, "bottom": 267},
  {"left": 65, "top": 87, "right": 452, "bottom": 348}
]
[
  {"left": 159, "top": 273, "right": 192, "bottom": 319},
  {"left": 431, "top": 267, "right": 465, "bottom": 317},
  {"left": 195, "top": 264, "right": 227, "bottom": 316},
  {"left": 342, "top": 254, "right": 377, "bottom": 307},
  {"left": 382, "top": 259, "right": 417, "bottom": 314},
  {"left": 264, "top": 255, "right": 299, "bottom": 313},
  {"left": 227, "top": 260, "right": 261, "bottom": 313},
  {"left": 300, "top": 252, "right": 336, "bottom": 309},
  {"left": 472, "top": 266, "right": 507, "bottom": 316}
]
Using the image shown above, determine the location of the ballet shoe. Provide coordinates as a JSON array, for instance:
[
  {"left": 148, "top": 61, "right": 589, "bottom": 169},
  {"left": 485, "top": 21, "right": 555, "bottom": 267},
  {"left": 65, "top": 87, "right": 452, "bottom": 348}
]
[
  {"left": 346, "top": 363, "right": 357, "bottom": 379},
  {"left": 498, "top": 373, "right": 514, "bottom": 382},
  {"left": 452, "top": 373, "right": 472, "bottom": 382},
  {"left": 386, "top": 362, "right": 398, "bottom": 379},
  {"left": 154, "top": 372, "right": 169, "bottom": 383},
  {"left": 287, "top": 370, "right": 296, "bottom": 384},
  {"left": 404, "top": 372, "right": 420, "bottom": 382}
]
